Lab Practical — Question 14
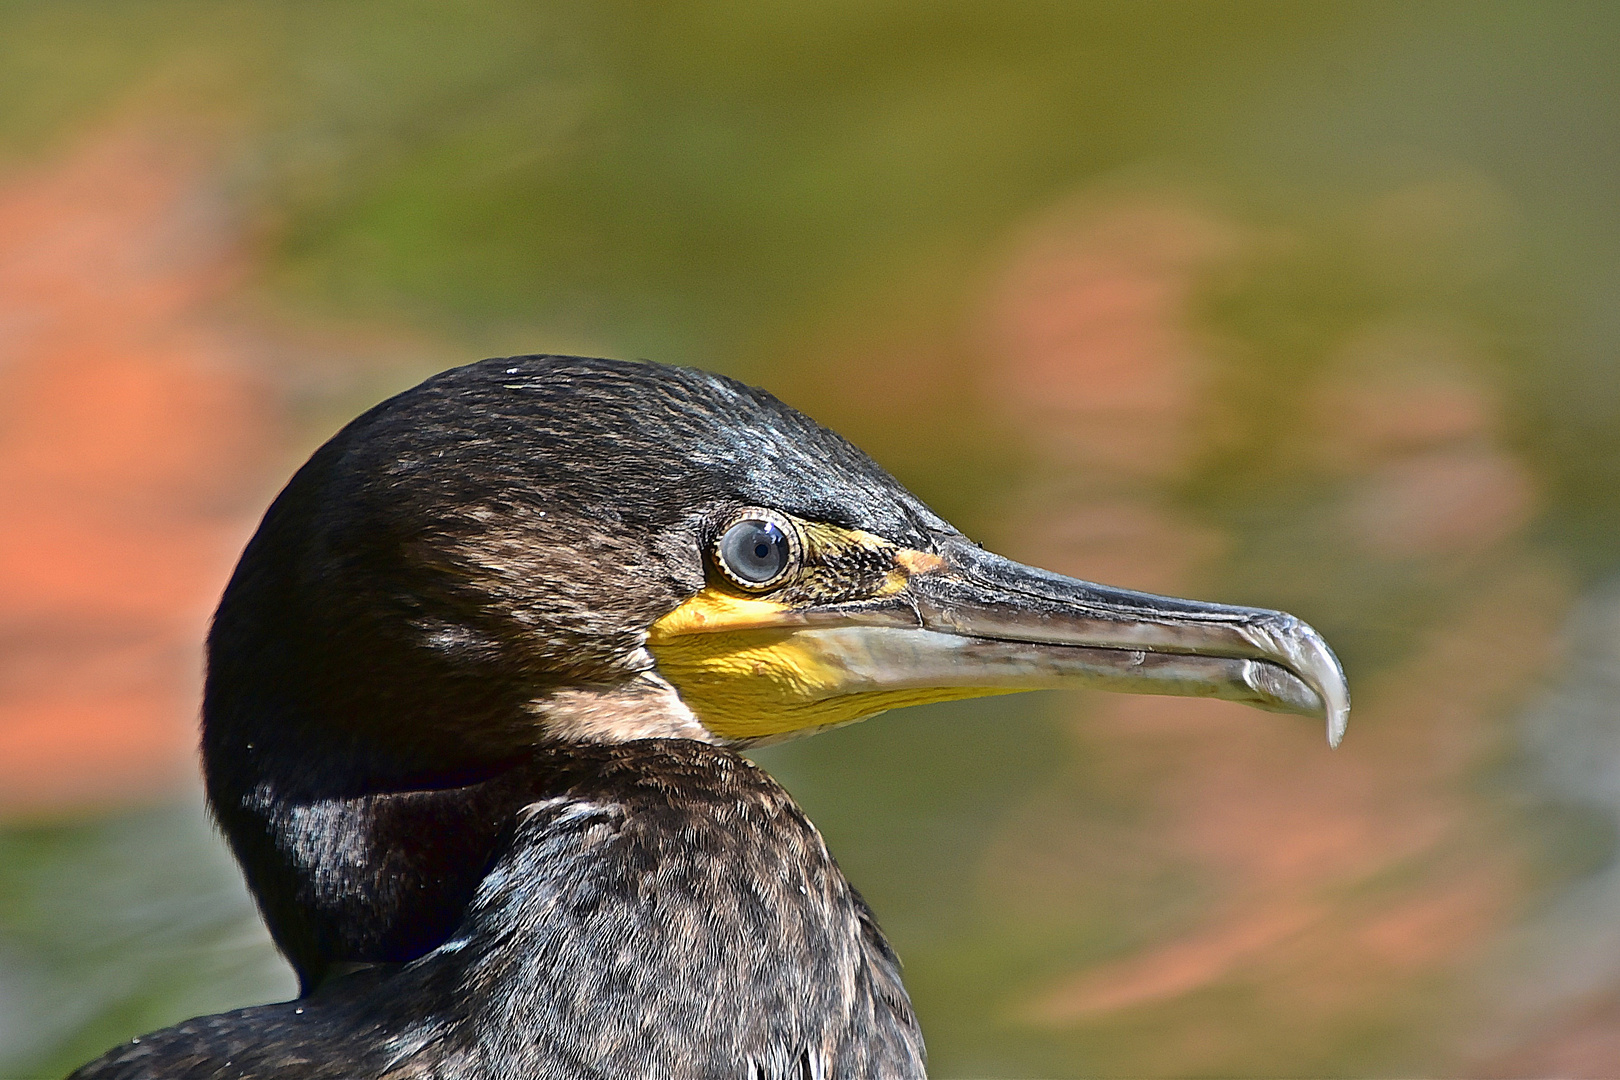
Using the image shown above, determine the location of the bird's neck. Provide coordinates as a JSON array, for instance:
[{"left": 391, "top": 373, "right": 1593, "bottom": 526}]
[
  {"left": 206, "top": 673, "right": 719, "bottom": 990},
  {"left": 91, "top": 743, "right": 925, "bottom": 1078},
  {"left": 312, "top": 742, "right": 925, "bottom": 1077}
]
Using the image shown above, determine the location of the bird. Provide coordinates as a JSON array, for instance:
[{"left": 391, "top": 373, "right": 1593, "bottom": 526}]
[{"left": 70, "top": 354, "right": 1349, "bottom": 1079}]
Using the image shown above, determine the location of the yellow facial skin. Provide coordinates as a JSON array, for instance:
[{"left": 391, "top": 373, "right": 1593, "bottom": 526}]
[
  {"left": 646, "top": 520, "right": 1003, "bottom": 742},
  {"left": 646, "top": 515, "right": 1352, "bottom": 746},
  {"left": 648, "top": 590, "right": 1009, "bottom": 742}
]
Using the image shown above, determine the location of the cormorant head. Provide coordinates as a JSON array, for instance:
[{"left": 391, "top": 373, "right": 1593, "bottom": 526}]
[
  {"left": 202, "top": 355, "right": 1348, "bottom": 986},
  {"left": 207, "top": 354, "right": 1347, "bottom": 799}
]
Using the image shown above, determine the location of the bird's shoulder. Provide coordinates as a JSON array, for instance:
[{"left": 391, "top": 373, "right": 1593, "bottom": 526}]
[
  {"left": 68, "top": 741, "right": 924, "bottom": 1080},
  {"left": 428, "top": 739, "right": 925, "bottom": 1077}
]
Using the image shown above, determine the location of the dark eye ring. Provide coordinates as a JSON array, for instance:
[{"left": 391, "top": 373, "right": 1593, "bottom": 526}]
[{"left": 713, "top": 509, "right": 800, "bottom": 591}]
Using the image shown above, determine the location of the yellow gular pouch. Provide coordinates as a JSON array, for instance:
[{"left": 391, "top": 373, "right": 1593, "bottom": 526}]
[
  {"left": 646, "top": 601, "right": 1010, "bottom": 741},
  {"left": 646, "top": 521, "right": 1006, "bottom": 742}
]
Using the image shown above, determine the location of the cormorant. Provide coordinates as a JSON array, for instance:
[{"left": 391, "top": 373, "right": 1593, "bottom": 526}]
[{"left": 70, "top": 355, "right": 1348, "bottom": 1079}]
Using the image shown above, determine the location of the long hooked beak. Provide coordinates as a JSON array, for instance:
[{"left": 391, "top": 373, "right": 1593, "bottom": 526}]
[
  {"left": 648, "top": 536, "right": 1350, "bottom": 747},
  {"left": 883, "top": 540, "right": 1350, "bottom": 746}
]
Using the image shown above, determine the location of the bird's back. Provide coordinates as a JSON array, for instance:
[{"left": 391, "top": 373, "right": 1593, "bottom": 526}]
[{"left": 70, "top": 740, "right": 925, "bottom": 1080}]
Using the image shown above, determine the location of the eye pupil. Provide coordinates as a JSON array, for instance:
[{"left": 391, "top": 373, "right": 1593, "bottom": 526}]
[{"left": 716, "top": 515, "right": 795, "bottom": 588}]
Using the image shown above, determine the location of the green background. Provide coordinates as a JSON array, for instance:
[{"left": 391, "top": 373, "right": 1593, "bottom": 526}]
[{"left": 4, "top": 3, "right": 1620, "bottom": 1075}]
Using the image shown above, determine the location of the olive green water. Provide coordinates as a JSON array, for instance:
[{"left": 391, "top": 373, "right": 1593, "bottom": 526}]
[{"left": 4, "top": 3, "right": 1620, "bottom": 1075}]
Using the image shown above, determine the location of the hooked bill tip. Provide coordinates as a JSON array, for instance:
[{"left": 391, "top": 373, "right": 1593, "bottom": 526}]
[
  {"left": 1328, "top": 704, "right": 1349, "bottom": 749},
  {"left": 1299, "top": 628, "right": 1350, "bottom": 749},
  {"left": 1250, "top": 611, "right": 1350, "bottom": 749}
]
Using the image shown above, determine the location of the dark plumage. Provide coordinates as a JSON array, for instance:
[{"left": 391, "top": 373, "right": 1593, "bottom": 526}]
[
  {"left": 200, "top": 356, "right": 946, "bottom": 990},
  {"left": 71, "top": 354, "right": 1348, "bottom": 1079},
  {"left": 74, "top": 743, "right": 921, "bottom": 1079}
]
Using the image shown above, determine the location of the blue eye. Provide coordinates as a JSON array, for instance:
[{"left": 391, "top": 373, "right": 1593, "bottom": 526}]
[{"left": 715, "top": 512, "right": 798, "bottom": 589}]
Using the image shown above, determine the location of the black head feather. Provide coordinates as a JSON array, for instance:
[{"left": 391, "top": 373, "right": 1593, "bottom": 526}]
[{"left": 203, "top": 354, "right": 953, "bottom": 986}]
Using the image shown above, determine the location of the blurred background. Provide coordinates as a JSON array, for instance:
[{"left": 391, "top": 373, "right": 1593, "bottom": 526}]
[{"left": 2, "top": 2, "right": 1619, "bottom": 1075}]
